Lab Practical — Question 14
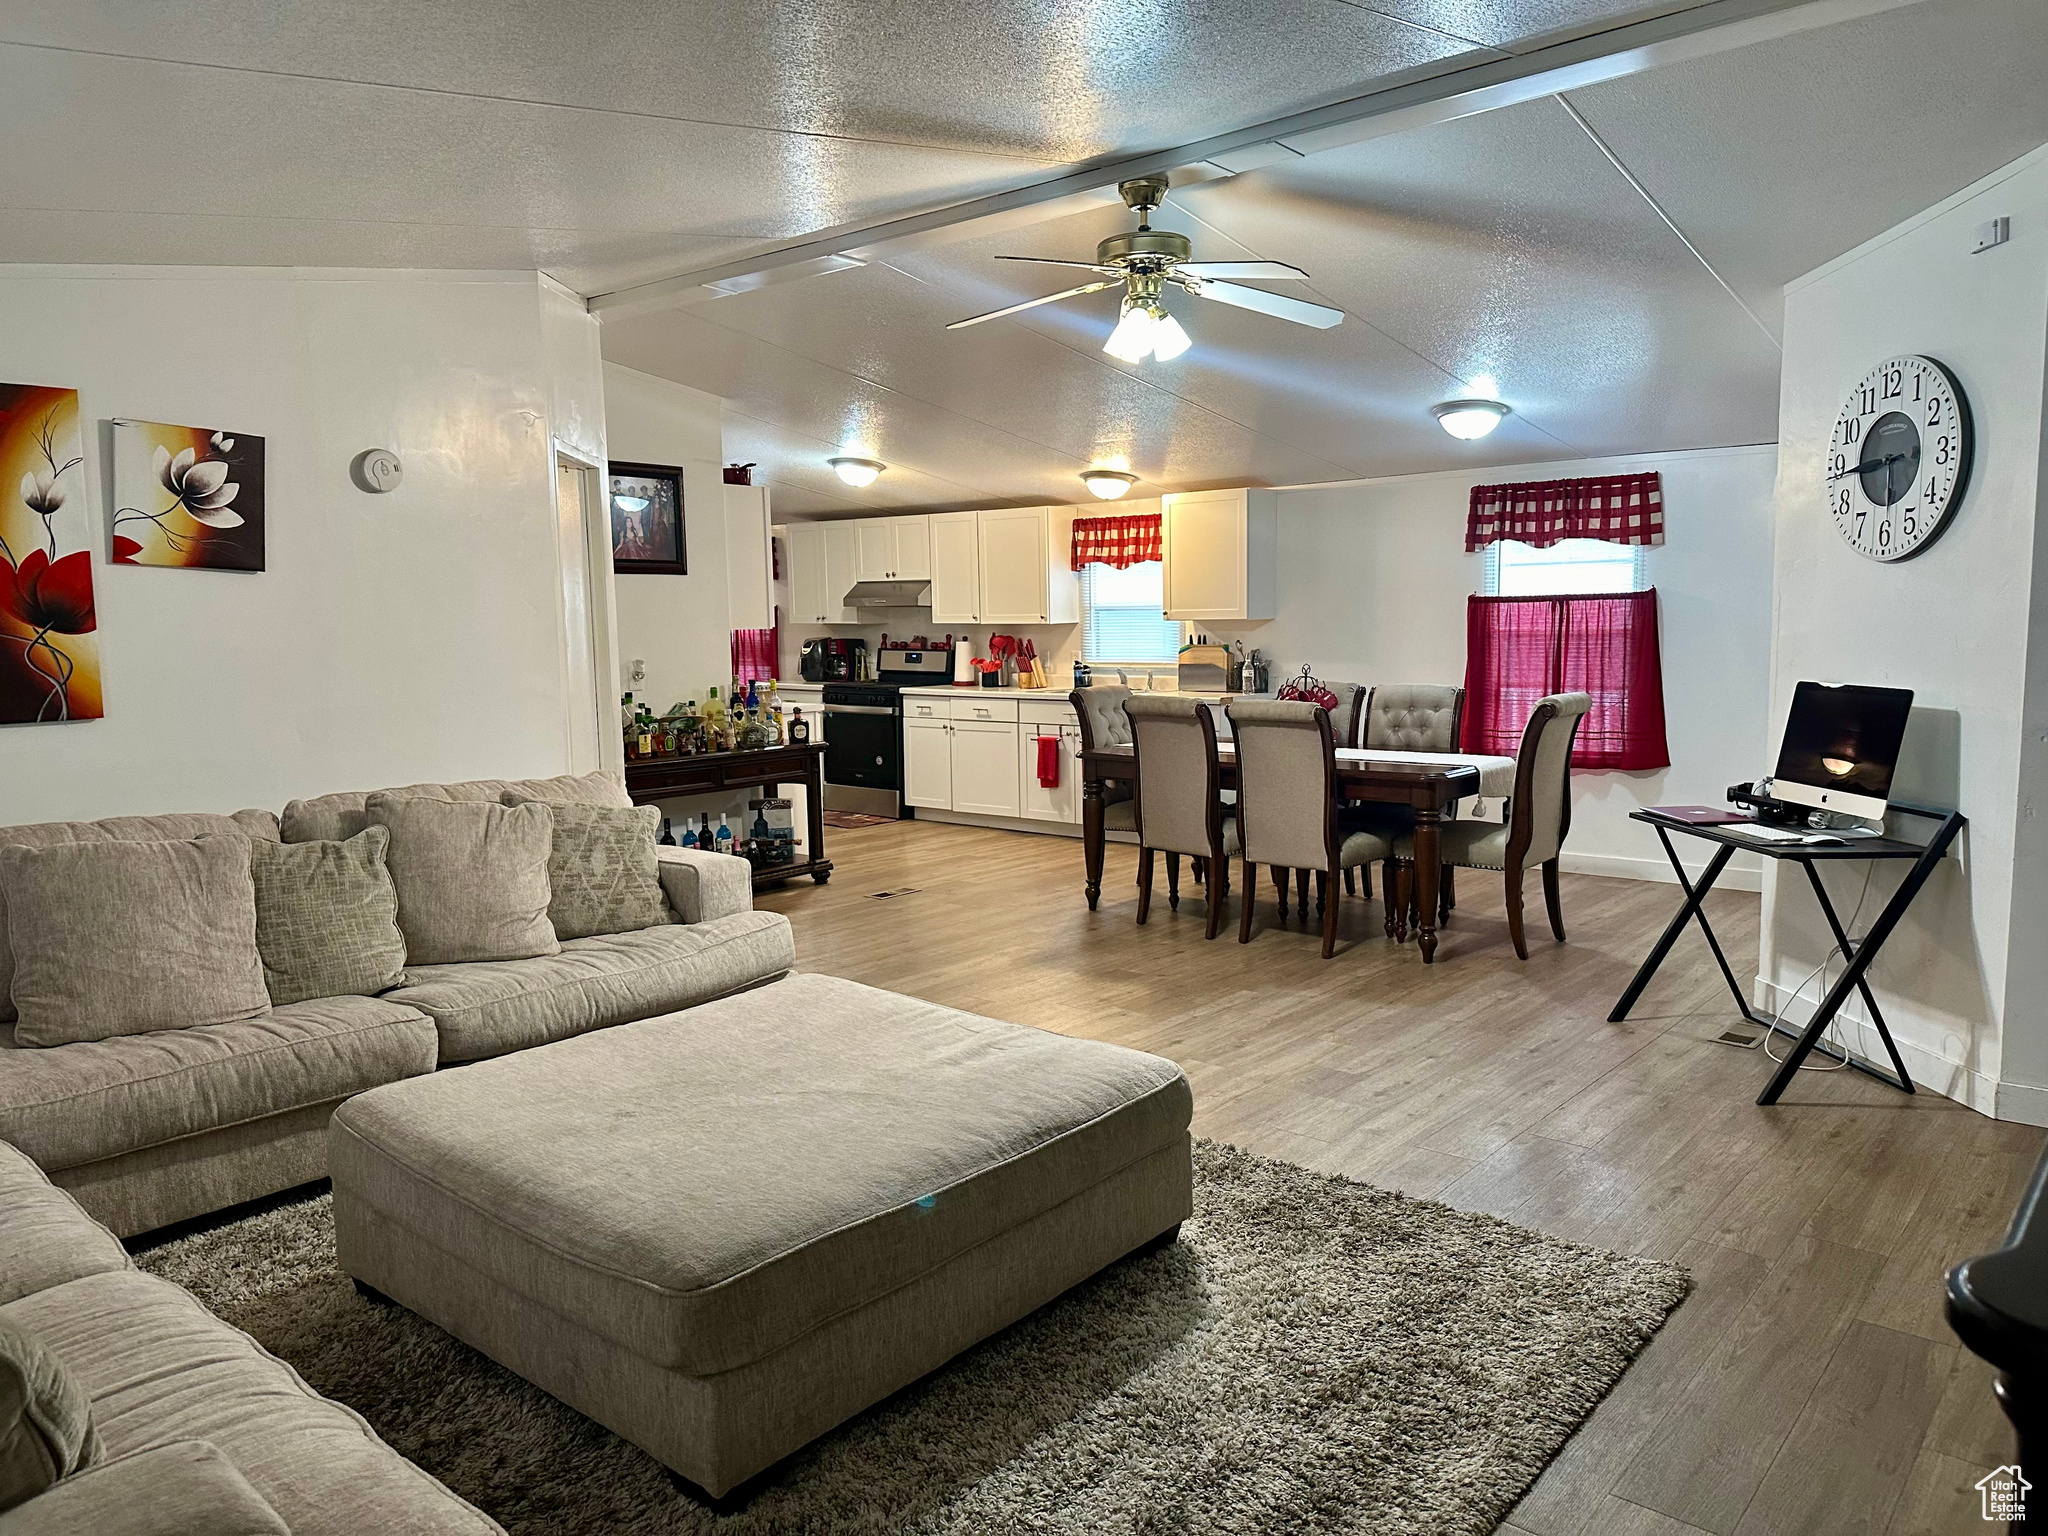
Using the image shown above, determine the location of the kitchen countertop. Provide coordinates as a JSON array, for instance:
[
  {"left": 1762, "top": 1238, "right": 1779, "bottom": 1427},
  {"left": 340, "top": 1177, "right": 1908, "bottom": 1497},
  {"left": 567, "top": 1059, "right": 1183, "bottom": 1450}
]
[{"left": 898, "top": 684, "right": 1078, "bottom": 699}]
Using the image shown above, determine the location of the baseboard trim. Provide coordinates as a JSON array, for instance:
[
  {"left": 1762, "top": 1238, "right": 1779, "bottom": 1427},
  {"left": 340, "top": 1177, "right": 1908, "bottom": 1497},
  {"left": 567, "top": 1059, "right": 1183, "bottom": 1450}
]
[
  {"left": 1560, "top": 849, "right": 1763, "bottom": 893},
  {"left": 909, "top": 808, "right": 1088, "bottom": 840},
  {"left": 1749, "top": 978, "right": 2009, "bottom": 1118}
]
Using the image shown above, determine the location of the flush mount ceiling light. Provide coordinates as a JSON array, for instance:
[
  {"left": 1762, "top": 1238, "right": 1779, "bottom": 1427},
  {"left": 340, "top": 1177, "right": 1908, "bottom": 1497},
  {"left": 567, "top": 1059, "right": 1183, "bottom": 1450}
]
[
  {"left": 1431, "top": 399, "right": 1511, "bottom": 440},
  {"left": 827, "top": 455, "right": 885, "bottom": 487},
  {"left": 945, "top": 176, "right": 1343, "bottom": 364},
  {"left": 1081, "top": 468, "right": 1139, "bottom": 499}
]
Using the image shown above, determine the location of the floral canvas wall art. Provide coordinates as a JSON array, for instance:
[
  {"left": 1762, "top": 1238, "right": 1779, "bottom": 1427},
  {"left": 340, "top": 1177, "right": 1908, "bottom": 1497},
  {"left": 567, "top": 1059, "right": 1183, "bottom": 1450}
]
[
  {"left": 0, "top": 384, "right": 100, "bottom": 725},
  {"left": 112, "top": 419, "right": 265, "bottom": 571}
]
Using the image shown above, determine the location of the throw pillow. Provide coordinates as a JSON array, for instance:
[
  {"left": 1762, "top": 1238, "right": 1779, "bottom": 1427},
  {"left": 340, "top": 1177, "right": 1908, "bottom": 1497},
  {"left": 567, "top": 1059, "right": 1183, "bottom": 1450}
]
[
  {"left": 367, "top": 794, "right": 559, "bottom": 966},
  {"left": 0, "top": 836, "right": 270, "bottom": 1048},
  {"left": 502, "top": 797, "right": 670, "bottom": 941},
  {"left": 0, "top": 1317, "right": 101, "bottom": 1513},
  {"left": 247, "top": 828, "right": 408, "bottom": 1006}
]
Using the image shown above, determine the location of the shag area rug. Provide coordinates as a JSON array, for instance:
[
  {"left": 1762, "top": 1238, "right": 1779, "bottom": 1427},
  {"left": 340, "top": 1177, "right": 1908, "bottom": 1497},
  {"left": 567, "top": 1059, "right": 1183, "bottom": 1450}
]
[{"left": 137, "top": 1140, "right": 1687, "bottom": 1535}]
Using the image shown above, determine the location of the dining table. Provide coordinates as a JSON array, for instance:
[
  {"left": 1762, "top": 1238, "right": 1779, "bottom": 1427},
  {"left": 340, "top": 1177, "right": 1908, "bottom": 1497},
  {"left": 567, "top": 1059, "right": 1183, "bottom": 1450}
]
[{"left": 1080, "top": 742, "right": 1517, "bottom": 963}]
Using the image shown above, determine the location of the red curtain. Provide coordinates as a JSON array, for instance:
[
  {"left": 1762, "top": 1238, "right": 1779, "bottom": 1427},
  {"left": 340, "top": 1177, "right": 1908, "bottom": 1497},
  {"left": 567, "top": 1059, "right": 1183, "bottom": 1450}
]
[
  {"left": 1462, "top": 590, "right": 1669, "bottom": 770},
  {"left": 1071, "top": 512, "right": 1163, "bottom": 570},
  {"left": 731, "top": 624, "right": 777, "bottom": 684},
  {"left": 1466, "top": 472, "right": 1664, "bottom": 551}
]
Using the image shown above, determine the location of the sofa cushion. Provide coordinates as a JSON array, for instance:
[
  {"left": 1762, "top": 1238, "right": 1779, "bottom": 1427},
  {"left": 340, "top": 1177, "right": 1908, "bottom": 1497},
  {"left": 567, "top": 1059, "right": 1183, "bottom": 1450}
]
[
  {"left": 247, "top": 830, "right": 407, "bottom": 1007},
  {"left": 330, "top": 971, "right": 1192, "bottom": 1375},
  {"left": 0, "top": 812, "right": 278, "bottom": 1029},
  {"left": 0, "top": 1316, "right": 99, "bottom": 1512},
  {"left": 506, "top": 801, "right": 668, "bottom": 942},
  {"left": 0, "top": 998, "right": 437, "bottom": 1173},
  {"left": 383, "top": 911, "right": 794, "bottom": 1064},
  {"left": 0, "top": 1270, "right": 501, "bottom": 1535},
  {"left": 0, "top": 838, "right": 270, "bottom": 1048},
  {"left": 652, "top": 846, "right": 753, "bottom": 924},
  {"left": 0, "top": 1143, "right": 129, "bottom": 1306},
  {"left": 0, "top": 1441, "right": 289, "bottom": 1536},
  {"left": 367, "top": 797, "right": 558, "bottom": 967},
  {"left": 281, "top": 771, "right": 628, "bottom": 844}
]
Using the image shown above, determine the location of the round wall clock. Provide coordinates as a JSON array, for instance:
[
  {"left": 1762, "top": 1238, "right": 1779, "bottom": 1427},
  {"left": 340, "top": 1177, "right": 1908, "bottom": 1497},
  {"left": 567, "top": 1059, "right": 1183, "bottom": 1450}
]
[{"left": 1829, "top": 354, "right": 1972, "bottom": 561}]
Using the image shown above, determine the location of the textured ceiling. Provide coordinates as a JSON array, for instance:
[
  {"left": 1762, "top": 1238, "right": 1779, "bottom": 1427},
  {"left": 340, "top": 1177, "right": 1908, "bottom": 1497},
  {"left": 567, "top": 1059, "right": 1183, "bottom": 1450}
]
[{"left": 9, "top": 0, "right": 2043, "bottom": 512}]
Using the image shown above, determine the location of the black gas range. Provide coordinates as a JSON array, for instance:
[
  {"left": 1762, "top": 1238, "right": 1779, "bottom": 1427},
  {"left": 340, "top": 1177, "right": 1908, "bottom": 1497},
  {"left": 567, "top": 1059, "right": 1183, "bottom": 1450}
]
[{"left": 821, "top": 648, "right": 953, "bottom": 817}]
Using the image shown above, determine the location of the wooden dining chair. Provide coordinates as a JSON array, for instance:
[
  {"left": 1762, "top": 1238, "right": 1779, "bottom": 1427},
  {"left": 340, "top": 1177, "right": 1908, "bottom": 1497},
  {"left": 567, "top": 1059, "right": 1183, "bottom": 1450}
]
[
  {"left": 1386, "top": 692, "right": 1591, "bottom": 959},
  {"left": 1227, "top": 700, "right": 1392, "bottom": 958},
  {"left": 1125, "top": 695, "right": 1238, "bottom": 939},
  {"left": 1345, "top": 683, "right": 1468, "bottom": 903}
]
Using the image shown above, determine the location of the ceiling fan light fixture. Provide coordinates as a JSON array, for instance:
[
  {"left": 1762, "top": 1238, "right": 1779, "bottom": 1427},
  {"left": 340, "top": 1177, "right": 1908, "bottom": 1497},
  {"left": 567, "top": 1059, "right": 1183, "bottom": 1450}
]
[
  {"left": 1081, "top": 469, "right": 1139, "bottom": 500},
  {"left": 1149, "top": 310, "right": 1192, "bottom": 362},
  {"left": 1431, "top": 399, "right": 1511, "bottom": 440},
  {"left": 1103, "top": 302, "right": 1159, "bottom": 364},
  {"left": 827, "top": 455, "right": 885, "bottom": 487}
]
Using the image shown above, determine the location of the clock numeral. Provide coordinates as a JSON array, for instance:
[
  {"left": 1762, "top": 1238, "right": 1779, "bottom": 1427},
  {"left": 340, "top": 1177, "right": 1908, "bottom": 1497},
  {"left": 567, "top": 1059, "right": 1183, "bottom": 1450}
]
[
  {"left": 1838, "top": 488, "right": 1853, "bottom": 516},
  {"left": 1936, "top": 435, "right": 1953, "bottom": 466},
  {"left": 1927, "top": 398, "right": 1941, "bottom": 426},
  {"left": 1883, "top": 368, "right": 1903, "bottom": 399},
  {"left": 1913, "top": 373, "right": 1923, "bottom": 402},
  {"left": 1902, "top": 512, "right": 1917, "bottom": 539},
  {"left": 1927, "top": 476, "right": 1940, "bottom": 502},
  {"left": 1860, "top": 385, "right": 1876, "bottom": 413},
  {"left": 1830, "top": 453, "right": 1846, "bottom": 476},
  {"left": 1855, "top": 510, "right": 1867, "bottom": 539},
  {"left": 1842, "top": 415, "right": 1862, "bottom": 443}
]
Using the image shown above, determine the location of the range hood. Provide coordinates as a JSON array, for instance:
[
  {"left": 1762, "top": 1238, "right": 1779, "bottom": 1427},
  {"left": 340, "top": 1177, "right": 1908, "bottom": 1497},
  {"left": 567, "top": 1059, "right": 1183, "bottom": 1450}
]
[{"left": 843, "top": 580, "right": 932, "bottom": 608}]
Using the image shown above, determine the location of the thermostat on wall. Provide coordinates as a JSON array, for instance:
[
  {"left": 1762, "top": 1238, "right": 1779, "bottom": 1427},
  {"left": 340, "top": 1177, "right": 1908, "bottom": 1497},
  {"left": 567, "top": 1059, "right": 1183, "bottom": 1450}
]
[{"left": 351, "top": 448, "right": 403, "bottom": 493}]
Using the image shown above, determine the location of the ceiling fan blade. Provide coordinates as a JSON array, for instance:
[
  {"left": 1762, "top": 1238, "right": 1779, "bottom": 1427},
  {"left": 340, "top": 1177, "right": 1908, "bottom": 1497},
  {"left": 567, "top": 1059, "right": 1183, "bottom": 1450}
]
[
  {"left": 1183, "top": 278, "right": 1344, "bottom": 329},
  {"left": 995, "top": 255, "right": 1122, "bottom": 274},
  {"left": 945, "top": 278, "right": 1121, "bottom": 330},
  {"left": 1174, "top": 261, "right": 1310, "bottom": 280}
]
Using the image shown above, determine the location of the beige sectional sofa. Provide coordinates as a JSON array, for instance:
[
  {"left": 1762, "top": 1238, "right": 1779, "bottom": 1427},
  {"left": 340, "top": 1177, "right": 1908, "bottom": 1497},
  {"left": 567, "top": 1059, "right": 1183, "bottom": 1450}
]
[
  {"left": 0, "top": 1138, "right": 502, "bottom": 1534},
  {"left": 0, "top": 771, "right": 792, "bottom": 1237}
]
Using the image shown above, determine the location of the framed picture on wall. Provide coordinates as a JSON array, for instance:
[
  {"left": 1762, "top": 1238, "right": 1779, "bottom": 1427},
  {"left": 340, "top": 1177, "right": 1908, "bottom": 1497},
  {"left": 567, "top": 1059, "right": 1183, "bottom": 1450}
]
[{"left": 609, "top": 460, "right": 686, "bottom": 574}]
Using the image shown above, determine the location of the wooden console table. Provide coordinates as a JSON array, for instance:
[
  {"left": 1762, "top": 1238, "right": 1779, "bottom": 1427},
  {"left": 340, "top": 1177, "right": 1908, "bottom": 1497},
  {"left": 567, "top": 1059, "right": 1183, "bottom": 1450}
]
[{"left": 624, "top": 742, "right": 833, "bottom": 889}]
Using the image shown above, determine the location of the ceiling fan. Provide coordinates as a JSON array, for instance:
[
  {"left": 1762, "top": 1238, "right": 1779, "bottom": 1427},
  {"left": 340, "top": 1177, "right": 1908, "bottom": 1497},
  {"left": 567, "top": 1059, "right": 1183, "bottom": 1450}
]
[{"left": 944, "top": 175, "right": 1345, "bottom": 363}]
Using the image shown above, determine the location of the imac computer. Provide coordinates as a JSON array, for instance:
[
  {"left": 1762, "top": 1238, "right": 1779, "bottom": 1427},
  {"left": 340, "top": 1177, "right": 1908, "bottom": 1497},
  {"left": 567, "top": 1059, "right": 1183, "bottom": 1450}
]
[{"left": 1769, "top": 681, "right": 1915, "bottom": 821}]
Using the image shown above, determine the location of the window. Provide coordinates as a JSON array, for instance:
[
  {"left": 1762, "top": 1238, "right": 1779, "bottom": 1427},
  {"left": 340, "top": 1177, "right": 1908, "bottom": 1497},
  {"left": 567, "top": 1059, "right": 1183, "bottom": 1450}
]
[
  {"left": 1082, "top": 560, "right": 1182, "bottom": 664},
  {"left": 1463, "top": 590, "right": 1670, "bottom": 769},
  {"left": 1484, "top": 537, "right": 1645, "bottom": 596}
]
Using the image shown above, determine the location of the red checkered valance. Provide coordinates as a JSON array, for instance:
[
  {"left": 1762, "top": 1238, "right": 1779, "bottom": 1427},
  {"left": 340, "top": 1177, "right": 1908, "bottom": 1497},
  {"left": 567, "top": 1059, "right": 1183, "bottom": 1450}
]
[
  {"left": 1465, "top": 472, "right": 1664, "bottom": 552},
  {"left": 1071, "top": 512, "right": 1163, "bottom": 571}
]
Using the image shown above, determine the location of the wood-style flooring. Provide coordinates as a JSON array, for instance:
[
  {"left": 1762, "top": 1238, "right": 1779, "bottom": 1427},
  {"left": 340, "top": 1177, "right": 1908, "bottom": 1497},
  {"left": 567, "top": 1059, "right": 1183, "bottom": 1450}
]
[{"left": 758, "top": 818, "right": 2041, "bottom": 1536}]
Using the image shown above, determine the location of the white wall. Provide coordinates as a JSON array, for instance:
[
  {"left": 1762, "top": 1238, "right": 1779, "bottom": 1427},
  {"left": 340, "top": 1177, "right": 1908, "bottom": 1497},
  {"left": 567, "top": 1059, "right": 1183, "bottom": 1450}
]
[
  {"left": 0, "top": 265, "right": 602, "bottom": 825},
  {"left": 1764, "top": 145, "right": 2048, "bottom": 1120},
  {"left": 1204, "top": 446, "right": 1779, "bottom": 889},
  {"left": 603, "top": 362, "right": 733, "bottom": 711}
]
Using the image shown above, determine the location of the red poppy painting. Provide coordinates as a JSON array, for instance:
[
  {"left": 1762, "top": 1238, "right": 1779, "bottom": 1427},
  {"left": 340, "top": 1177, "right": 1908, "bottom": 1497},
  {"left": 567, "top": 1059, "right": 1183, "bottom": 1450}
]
[
  {"left": 111, "top": 418, "right": 265, "bottom": 571},
  {"left": 0, "top": 384, "right": 101, "bottom": 724}
]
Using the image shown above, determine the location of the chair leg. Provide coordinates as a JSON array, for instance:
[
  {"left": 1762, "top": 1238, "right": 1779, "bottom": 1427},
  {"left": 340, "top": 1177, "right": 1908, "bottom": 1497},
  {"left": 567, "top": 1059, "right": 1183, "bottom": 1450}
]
[
  {"left": 1361, "top": 862, "right": 1372, "bottom": 901},
  {"left": 1205, "top": 861, "right": 1226, "bottom": 939},
  {"left": 1321, "top": 866, "right": 1341, "bottom": 958},
  {"left": 1543, "top": 859, "right": 1566, "bottom": 941},
  {"left": 1218, "top": 854, "right": 1230, "bottom": 897},
  {"left": 1505, "top": 863, "right": 1528, "bottom": 960},
  {"left": 1343, "top": 867, "right": 1355, "bottom": 897},
  {"left": 1443, "top": 867, "right": 1456, "bottom": 912},
  {"left": 1382, "top": 860, "right": 1399, "bottom": 938},
  {"left": 1192, "top": 855, "right": 1206, "bottom": 888},
  {"left": 1438, "top": 864, "right": 1453, "bottom": 927},
  {"left": 1295, "top": 868, "right": 1310, "bottom": 921},
  {"left": 1137, "top": 847, "right": 1154, "bottom": 926},
  {"left": 1240, "top": 862, "right": 1258, "bottom": 943},
  {"left": 1167, "top": 852, "right": 1181, "bottom": 911},
  {"left": 1273, "top": 865, "right": 1289, "bottom": 923},
  {"left": 1393, "top": 863, "right": 1413, "bottom": 942}
]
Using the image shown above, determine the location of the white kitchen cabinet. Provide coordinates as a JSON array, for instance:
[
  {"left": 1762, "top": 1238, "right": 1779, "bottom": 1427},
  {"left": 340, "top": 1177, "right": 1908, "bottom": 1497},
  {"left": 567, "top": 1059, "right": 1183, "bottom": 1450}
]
[
  {"left": 785, "top": 521, "right": 859, "bottom": 624},
  {"left": 930, "top": 511, "right": 981, "bottom": 623},
  {"left": 1020, "top": 720, "right": 1083, "bottom": 823},
  {"left": 854, "top": 515, "right": 932, "bottom": 582},
  {"left": 903, "top": 717, "right": 954, "bottom": 809},
  {"left": 1162, "top": 488, "right": 1277, "bottom": 621},
  {"left": 949, "top": 718, "right": 1021, "bottom": 817},
  {"left": 724, "top": 484, "right": 774, "bottom": 630},
  {"left": 977, "top": 507, "right": 1080, "bottom": 625}
]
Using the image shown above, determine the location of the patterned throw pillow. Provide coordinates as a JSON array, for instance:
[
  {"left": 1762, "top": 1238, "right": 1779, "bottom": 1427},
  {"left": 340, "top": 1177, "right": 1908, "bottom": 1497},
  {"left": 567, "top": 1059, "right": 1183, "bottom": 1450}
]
[
  {"left": 247, "top": 828, "right": 408, "bottom": 1006},
  {"left": 0, "top": 1315, "right": 101, "bottom": 1513},
  {"left": 504, "top": 797, "right": 670, "bottom": 942}
]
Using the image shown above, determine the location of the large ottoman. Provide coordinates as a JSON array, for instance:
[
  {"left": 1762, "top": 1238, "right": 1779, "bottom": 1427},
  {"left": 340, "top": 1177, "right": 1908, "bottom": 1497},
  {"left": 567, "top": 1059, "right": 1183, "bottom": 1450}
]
[{"left": 328, "top": 971, "right": 1193, "bottom": 1498}]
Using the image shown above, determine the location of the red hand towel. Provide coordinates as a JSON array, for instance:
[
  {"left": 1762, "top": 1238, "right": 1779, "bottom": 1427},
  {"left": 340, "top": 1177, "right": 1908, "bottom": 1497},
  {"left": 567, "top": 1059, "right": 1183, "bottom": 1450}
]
[{"left": 1036, "top": 733, "right": 1061, "bottom": 789}]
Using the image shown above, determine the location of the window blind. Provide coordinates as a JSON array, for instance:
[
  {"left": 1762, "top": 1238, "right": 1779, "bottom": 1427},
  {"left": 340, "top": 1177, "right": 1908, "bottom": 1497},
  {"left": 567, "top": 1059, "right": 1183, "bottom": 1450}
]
[{"left": 1081, "top": 561, "right": 1181, "bottom": 664}]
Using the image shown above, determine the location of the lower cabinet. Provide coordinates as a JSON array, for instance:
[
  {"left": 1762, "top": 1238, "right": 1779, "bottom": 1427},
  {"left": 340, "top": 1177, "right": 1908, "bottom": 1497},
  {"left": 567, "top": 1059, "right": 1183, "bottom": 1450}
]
[
  {"left": 1020, "top": 723, "right": 1082, "bottom": 824},
  {"left": 949, "top": 719, "right": 1021, "bottom": 817},
  {"left": 905, "top": 697, "right": 1080, "bottom": 825},
  {"left": 904, "top": 717, "right": 953, "bottom": 810}
]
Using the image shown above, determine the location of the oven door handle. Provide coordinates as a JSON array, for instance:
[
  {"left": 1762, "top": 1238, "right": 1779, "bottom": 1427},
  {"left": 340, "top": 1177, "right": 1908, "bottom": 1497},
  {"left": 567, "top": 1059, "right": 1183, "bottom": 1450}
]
[{"left": 822, "top": 703, "right": 897, "bottom": 717}]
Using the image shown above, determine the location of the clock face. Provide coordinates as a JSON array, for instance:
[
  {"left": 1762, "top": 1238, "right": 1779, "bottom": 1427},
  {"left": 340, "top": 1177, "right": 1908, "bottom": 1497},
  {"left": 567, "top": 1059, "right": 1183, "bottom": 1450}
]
[{"left": 1829, "top": 355, "right": 1971, "bottom": 562}]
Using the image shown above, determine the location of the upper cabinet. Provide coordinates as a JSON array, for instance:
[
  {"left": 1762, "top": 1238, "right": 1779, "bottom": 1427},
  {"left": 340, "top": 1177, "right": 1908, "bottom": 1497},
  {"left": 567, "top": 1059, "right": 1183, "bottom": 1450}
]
[
  {"left": 854, "top": 515, "right": 931, "bottom": 582},
  {"left": 1162, "top": 488, "right": 1277, "bottom": 621},
  {"left": 931, "top": 508, "right": 1080, "bottom": 626},
  {"left": 785, "top": 520, "right": 859, "bottom": 624},
  {"left": 930, "top": 512, "right": 981, "bottom": 623}
]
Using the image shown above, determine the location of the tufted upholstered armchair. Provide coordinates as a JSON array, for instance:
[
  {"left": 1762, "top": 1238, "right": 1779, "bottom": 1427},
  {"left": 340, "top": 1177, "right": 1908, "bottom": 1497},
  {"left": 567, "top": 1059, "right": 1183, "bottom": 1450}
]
[
  {"left": 1227, "top": 700, "right": 1393, "bottom": 957},
  {"left": 1070, "top": 686, "right": 1138, "bottom": 833},
  {"left": 1344, "top": 683, "right": 1469, "bottom": 900},
  {"left": 1388, "top": 692, "right": 1591, "bottom": 959},
  {"left": 1125, "top": 696, "right": 1239, "bottom": 938}
]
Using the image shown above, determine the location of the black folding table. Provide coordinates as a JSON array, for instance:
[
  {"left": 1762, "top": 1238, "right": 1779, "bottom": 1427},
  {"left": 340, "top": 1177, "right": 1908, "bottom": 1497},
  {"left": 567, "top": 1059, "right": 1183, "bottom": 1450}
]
[{"left": 1608, "top": 803, "right": 1966, "bottom": 1106}]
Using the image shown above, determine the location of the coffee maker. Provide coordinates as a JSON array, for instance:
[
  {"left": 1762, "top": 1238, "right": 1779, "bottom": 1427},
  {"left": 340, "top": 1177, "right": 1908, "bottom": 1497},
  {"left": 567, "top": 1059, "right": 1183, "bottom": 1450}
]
[{"left": 800, "top": 637, "right": 866, "bottom": 682}]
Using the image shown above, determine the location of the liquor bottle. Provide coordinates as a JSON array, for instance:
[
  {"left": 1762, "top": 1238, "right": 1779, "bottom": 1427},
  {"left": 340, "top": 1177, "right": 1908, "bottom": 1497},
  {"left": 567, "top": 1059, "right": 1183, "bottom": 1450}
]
[
  {"left": 704, "top": 686, "right": 724, "bottom": 747},
  {"left": 657, "top": 816, "right": 675, "bottom": 846},
  {"left": 714, "top": 814, "right": 734, "bottom": 856},
  {"left": 766, "top": 681, "right": 783, "bottom": 743},
  {"left": 788, "top": 707, "right": 810, "bottom": 745}
]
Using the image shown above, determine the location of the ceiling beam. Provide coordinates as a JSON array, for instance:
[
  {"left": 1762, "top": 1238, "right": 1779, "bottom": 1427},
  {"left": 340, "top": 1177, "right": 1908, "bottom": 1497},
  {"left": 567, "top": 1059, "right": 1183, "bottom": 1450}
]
[{"left": 588, "top": 0, "right": 1928, "bottom": 316}]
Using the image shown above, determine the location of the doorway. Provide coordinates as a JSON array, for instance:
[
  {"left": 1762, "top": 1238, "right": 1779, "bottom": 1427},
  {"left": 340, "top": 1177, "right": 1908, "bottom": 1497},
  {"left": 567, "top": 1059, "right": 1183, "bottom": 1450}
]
[{"left": 555, "top": 452, "right": 620, "bottom": 775}]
